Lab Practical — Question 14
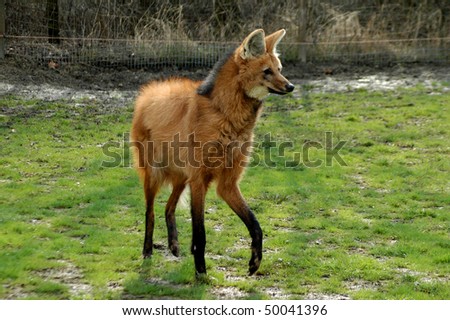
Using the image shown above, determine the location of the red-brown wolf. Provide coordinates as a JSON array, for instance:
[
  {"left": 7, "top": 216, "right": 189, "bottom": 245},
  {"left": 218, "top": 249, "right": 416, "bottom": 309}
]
[{"left": 131, "top": 29, "right": 294, "bottom": 276}]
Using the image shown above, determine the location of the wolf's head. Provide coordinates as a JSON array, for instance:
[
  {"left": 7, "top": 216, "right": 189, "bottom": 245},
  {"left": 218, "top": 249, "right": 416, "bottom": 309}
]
[{"left": 236, "top": 29, "right": 294, "bottom": 100}]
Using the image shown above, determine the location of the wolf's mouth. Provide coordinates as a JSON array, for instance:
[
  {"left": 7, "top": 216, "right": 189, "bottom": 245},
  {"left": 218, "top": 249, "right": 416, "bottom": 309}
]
[{"left": 268, "top": 88, "right": 288, "bottom": 95}]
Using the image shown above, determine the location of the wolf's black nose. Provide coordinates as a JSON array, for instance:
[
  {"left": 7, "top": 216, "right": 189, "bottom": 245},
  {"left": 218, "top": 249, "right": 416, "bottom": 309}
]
[{"left": 285, "top": 83, "right": 295, "bottom": 92}]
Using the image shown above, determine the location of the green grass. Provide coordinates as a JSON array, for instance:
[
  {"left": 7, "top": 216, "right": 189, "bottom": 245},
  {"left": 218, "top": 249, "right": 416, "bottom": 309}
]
[{"left": 0, "top": 85, "right": 449, "bottom": 299}]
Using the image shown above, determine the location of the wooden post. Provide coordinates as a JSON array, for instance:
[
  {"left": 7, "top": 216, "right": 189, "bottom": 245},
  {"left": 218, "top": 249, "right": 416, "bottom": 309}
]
[
  {"left": 0, "top": 0, "right": 5, "bottom": 59},
  {"left": 297, "top": 0, "right": 307, "bottom": 63}
]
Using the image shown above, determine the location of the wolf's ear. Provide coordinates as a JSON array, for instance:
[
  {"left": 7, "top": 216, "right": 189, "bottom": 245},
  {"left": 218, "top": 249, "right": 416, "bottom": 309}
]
[
  {"left": 265, "top": 29, "right": 286, "bottom": 55},
  {"left": 240, "top": 29, "right": 266, "bottom": 60}
]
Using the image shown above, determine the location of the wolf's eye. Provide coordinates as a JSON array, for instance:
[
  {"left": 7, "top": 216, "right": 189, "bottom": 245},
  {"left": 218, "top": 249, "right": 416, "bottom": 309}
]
[{"left": 263, "top": 68, "right": 273, "bottom": 75}]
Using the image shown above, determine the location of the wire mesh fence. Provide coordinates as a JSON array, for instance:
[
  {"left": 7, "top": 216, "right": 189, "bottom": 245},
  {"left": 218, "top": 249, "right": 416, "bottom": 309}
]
[
  {"left": 4, "top": 37, "right": 239, "bottom": 69},
  {"left": 2, "top": 0, "right": 450, "bottom": 69}
]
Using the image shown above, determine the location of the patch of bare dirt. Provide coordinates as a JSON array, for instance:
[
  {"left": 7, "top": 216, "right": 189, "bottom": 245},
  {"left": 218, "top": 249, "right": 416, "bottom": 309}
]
[
  {"left": 304, "top": 292, "right": 350, "bottom": 300},
  {"left": 3, "top": 284, "right": 29, "bottom": 299},
  {"left": 395, "top": 268, "right": 450, "bottom": 284},
  {"left": 345, "top": 279, "right": 385, "bottom": 292},
  {"left": 291, "top": 64, "right": 450, "bottom": 93},
  {"left": 33, "top": 260, "right": 92, "bottom": 298},
  {"left": 210, "top": 286, "right": 247, "bottom": 299},
  {"left": 263, "top": 286, "right": 292, "bottom": 299}
]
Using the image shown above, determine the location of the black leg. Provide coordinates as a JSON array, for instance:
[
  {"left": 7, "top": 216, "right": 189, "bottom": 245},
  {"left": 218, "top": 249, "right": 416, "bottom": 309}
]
[
  {"left": 142, "top": 172, "right": 158, "bottom": 258},
  {"left": 143, "top": 205, "right": 155, "bottom": 258},
  {"left": 165, "top": 183, "right": 185, "bottom": 257},
  {"left": 217, "top": 182, "right": 263, "bottom": 275},
  {"left": 190, "top": 181, "right": 207, "bottom": 275}
]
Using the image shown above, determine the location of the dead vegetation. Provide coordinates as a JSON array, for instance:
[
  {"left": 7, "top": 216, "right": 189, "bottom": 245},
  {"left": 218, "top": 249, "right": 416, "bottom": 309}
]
[{"left": 4, "top": 1, "right": 450, "bottom": 66}]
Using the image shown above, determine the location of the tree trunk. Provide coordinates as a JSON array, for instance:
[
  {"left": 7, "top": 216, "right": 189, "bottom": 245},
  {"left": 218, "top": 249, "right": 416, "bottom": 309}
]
[
  {"left": 0, "top": 0, "right": 5, "bottom": 59},
  {"left": 46, "top": 0, "right": 60, "bottom": 44}
]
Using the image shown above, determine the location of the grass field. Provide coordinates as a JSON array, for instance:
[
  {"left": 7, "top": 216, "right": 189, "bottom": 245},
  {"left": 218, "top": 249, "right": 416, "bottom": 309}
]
[{"left": 0, "top": 83, "right": 449, "bottom": 299}]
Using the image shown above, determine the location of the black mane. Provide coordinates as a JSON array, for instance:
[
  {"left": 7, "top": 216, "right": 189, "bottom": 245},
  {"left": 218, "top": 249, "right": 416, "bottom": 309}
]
[{"left": 197, "top": 47, "right": 236, "bottom": 96}]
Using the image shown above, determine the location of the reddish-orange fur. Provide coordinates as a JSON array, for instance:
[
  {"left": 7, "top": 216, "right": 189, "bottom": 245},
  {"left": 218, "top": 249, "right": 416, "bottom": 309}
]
[{"left": 131, "top": 29, "right": 293, "bottom": 276}]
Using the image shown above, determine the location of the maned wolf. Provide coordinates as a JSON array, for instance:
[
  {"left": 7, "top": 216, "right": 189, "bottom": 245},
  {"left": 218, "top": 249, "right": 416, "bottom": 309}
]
[{"left": 131, "top": 29, "right": 294, "bottom": 276}]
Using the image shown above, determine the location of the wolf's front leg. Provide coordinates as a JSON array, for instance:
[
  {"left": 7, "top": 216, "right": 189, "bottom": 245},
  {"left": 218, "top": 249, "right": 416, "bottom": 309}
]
[
  {"left": 217, "top": 181, "right": 263, "bottom": 275},
  {"left": 190, "top": 180, "right": 208, "bottom": 276}
]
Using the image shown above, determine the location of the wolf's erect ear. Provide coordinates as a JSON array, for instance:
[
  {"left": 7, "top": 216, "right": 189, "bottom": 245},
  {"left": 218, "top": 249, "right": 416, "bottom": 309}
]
[
  {"left": 240, "top": 29, "right": 266, "bottom": 60},
  {"left": 265, "top": 29, "right": 286, "bottom": 55}
]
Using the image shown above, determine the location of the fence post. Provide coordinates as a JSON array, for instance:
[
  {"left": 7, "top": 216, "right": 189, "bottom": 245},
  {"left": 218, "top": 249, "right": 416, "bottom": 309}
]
[
  {"left": 0, "top": 0, "right": 5, "bottom": 59},
  {"left": 297, "top": 0, "right": 307, "bottom": 63}
]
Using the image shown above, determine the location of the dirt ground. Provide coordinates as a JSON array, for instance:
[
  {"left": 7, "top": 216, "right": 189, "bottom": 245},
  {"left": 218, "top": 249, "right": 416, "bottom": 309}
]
[{"left": 1, "top": 57, "right": 449, "bottom": 102}]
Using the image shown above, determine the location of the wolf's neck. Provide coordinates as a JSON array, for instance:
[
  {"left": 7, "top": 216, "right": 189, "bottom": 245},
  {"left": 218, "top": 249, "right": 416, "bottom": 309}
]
[
  {"left": 197, "top": 48, "right": 236, "bottom": 97},
  {"left": 197, "top": 51, "right": 262, "bottom": 133}
]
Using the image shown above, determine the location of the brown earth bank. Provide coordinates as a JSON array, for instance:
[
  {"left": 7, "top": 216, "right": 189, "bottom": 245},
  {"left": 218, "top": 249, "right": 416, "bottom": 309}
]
[{"left": 1, "top": 57, "right": 449, "bottom": 101}]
